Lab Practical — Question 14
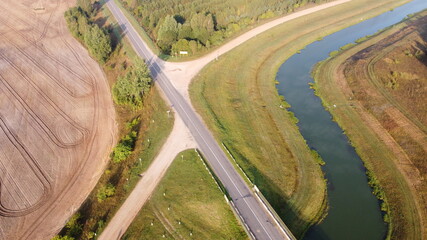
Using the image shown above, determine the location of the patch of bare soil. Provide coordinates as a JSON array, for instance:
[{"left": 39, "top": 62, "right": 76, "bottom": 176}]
[
  {"left": 342, "top": 12, "right": 427, "bottom": 237},
  {"left": 0, "top": 0, "right": 116, "bottom": 239}
]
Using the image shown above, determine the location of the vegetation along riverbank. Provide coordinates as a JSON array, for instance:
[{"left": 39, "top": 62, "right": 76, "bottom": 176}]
[
  {"left": 313, "top": 9, "right": 427, "bottom": 239},
  {"left": 189, "top": 0, "right": 411, "bottom": 237}
]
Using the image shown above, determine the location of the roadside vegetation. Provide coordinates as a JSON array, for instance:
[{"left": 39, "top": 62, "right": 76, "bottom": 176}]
[
  {"left": 189, "top": 0, "right": 411, "bottom": 237},
  {"left": 112, "top": 59, "right": 152, "bottom": 108},
  {"left": 65, "top": 4, "right": 112, "bottom": 63},
  {"left": 53, "top": 1, "right": 174, "bottom": 239},
  {"left": 312, "top": 10, "right": 427, "bottom": 239},
  {"left": 118, "top": 0, "right": 328, "bottom": 57},
  {"left": 122, "top": 150, "right": 248, "bottom": 240}
]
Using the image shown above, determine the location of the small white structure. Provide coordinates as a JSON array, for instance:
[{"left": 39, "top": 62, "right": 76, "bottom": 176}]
[
  {"left": 34, "top": 0, "right": 45, "bottom": 10},
  {"left": 179, "top": 51, "right": 188, "bottom": 55}
]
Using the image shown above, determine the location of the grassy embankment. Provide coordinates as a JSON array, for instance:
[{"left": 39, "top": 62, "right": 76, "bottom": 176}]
[
  {"left": 54, "top": 2, "right": 174, "bottom": 239},
  {"left": 123, "top": 150, "right": 248, "bottom": 240},
  {"left": 189, "top": 0, "right": 411, "bottom": 237},
  {"left": 313, "top": 10, "right": 427, "bottom": 239}
]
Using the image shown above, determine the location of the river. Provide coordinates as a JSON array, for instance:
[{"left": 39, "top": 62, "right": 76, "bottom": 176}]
[{"left": 275, "top": 0, "right": 427, "bottom": 239}]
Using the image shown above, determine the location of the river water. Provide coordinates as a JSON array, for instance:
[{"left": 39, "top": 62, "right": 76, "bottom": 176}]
[{"left": 275, "top": 0, "right": 427, "bottom": 239}]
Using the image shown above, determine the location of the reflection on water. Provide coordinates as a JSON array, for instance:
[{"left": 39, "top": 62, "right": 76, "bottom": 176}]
[{"left": 275, "top": 1, "right": 427, "bottom": 239}]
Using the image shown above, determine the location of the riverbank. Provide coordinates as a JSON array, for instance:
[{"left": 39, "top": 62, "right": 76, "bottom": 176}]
[
  {"left": 313, "top": 10, "right": 427, "bottom": 239},
  {"left": 189, "top": 0, "right": 411, "bottom": 237}
]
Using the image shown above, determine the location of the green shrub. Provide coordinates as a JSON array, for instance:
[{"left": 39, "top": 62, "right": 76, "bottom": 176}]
[
  {"left": 84, "top": 24, "right": 112, "bottom": 63},
  {"left": 366, "top": 170, "right": 390, "bottom": 222},
  {"left": 310, "top": 149, "right": 325, "bottom": 166},
  {"left": 52, "top": 236, "right": 75, "bottom": 240},
  {"left": 111, "top": 143, "right": 132, "bottom": 163},
  {"left": 340, "top": 43, "right": 355, "bottom": 51},
  {"left": 52, "top": 213, "right": 83, "bottom": 239},
  {"left": 64, "top": 6, "right": 111, "bottom": 63},
  {"left": 112, "top": 59, "right": 152, "bottom": 108},
  {"left": 97, "top": 183, "right": 116, "bottom": 202},
  {"left": 355, "top": 36, "right": 369, "bottom": 43},
  {"left": 111, "top": 131, "right": 137, "bottom": 163},
  {"left": 329, "top": 50, "right": 340, "bottom": 57},
  {"left": 258, "top": 10, "right": 276, "bottom": 20},
  {"left": 77, "top": 0, "right": 93, "bottom": 16},
  {"left": 64, "top": 7, "right": 88, "bottom": 38},
  {"left": 126, "top": 117, "right": 141, "bottom": 130}
]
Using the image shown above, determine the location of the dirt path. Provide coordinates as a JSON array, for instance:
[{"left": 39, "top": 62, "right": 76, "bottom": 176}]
[
  {"left": 100, "top": 0, "right": 351, "bottom": 238},
  {"left": 160, "top": 0, "right": 351, "bottom": 100},
  {"left": 0, "top": 0, "right": 116, "bottom": 239},
  {"left": 99, "top": 112, "right": 196, "bottom": 240}
]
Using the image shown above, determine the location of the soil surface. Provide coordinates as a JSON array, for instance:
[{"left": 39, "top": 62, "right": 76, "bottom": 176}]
[
  {"left": 341, "top": 12, "right": 427, "bottom": 237},
  {"left": 0, "top": 0, "right": 116, "bottom": 239},
  {"left": 99, "top": 114, "right": 197, "bottom": 240}
]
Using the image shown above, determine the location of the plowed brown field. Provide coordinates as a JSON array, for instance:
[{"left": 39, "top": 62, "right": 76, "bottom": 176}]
[{"left": 0, "top": 0, "right": 116, "bottom": 239}]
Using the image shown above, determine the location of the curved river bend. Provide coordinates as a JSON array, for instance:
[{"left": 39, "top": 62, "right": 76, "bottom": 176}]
[{"left": 275, "top": 0, "right": 427, "bottom": 239}]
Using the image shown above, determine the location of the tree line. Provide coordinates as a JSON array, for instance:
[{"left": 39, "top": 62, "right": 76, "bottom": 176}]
[
  {"left": 65, "top": 0, "right": 152, "bottom": 110},
  {"left": 64, "top": 0, "right": 112, "bottom": 63},
  {"left": 120, "top": 0, "right": 326, "bottom": 55},
  {"left": 55, "top": 1, "right": 155, "bottom": 239}
]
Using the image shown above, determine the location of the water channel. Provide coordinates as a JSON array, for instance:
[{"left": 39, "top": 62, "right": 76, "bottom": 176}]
[{"left": 275, "top": 0, "right": 427, "bottom": 239}]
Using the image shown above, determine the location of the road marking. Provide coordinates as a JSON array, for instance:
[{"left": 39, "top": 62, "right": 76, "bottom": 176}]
[
  {"left": 157, "top": 72, "right": 274, "bottom": 240},
  {"left": 107, "top": 1, "right": 276, "bottom": 238},
  {"left": 103, "top": 0, "right": 356, "bottom": 238}
]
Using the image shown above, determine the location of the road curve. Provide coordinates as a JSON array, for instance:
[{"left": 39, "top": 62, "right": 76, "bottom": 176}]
[
  {"left": 101, "top": 0, "right": 351, "bottom": 239},
  {"left": 104, "top": 0, "right": 289, "bottom": 239}
]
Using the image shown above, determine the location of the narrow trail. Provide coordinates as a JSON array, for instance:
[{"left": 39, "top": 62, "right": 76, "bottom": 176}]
[{"left": 99, "top": 0, "right": 351, "bottom": 239}]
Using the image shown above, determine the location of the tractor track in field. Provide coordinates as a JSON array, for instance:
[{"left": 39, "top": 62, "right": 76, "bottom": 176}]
[
  {"left": 0, "top": 116, "right": 52, "bottom": 217},
  {"left": 0, "top": 0, "right": 116, "bottom": 239},
  {"left": 0, "top": 11, "right": 92, "bottom": 86},
  {"left": 0, "top": 54, "right": 89, "bottom": 143},
  {"left": 1, "top": 35, "right": 91, "bottom": 98},
  {"left": 19, "top": 1, "right": 109, "bottom": 238}
]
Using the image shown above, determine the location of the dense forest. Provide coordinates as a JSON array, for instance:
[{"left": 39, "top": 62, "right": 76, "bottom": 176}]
[{"left": 120, "top": 0, "right": 327, "bottom": 55}]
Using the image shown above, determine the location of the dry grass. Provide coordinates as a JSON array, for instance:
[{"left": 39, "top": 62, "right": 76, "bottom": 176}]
[
  {"left": 123, "top": 150, "right": 248, "bottom": 240},
  {"left": 189, "top": 0, "right": 412, "bottom": 237},
  {"left": 54, "top": 3, "right": 174, "bottom": 239},
  {"left": 313, "top": 10, "right": 427, "bottom": 239},
  {"left": 55, "top": 45, "right": 174, "bottom": 239}
]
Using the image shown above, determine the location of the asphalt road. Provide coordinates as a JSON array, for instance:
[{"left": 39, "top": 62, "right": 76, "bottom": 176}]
[{"left": 105, "top": 0, "right": 292, "bottom": 239}]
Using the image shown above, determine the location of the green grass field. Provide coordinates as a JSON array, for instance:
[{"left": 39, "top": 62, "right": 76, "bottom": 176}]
[
  {"left": 312, "top": 11, "right": 427, "bottom": 239},
  {"left": 189, "top": 0, "right": 410, "bottom": 237},
  {"left": 123, "top": 150, "right": 248, "bottom": 240}
]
